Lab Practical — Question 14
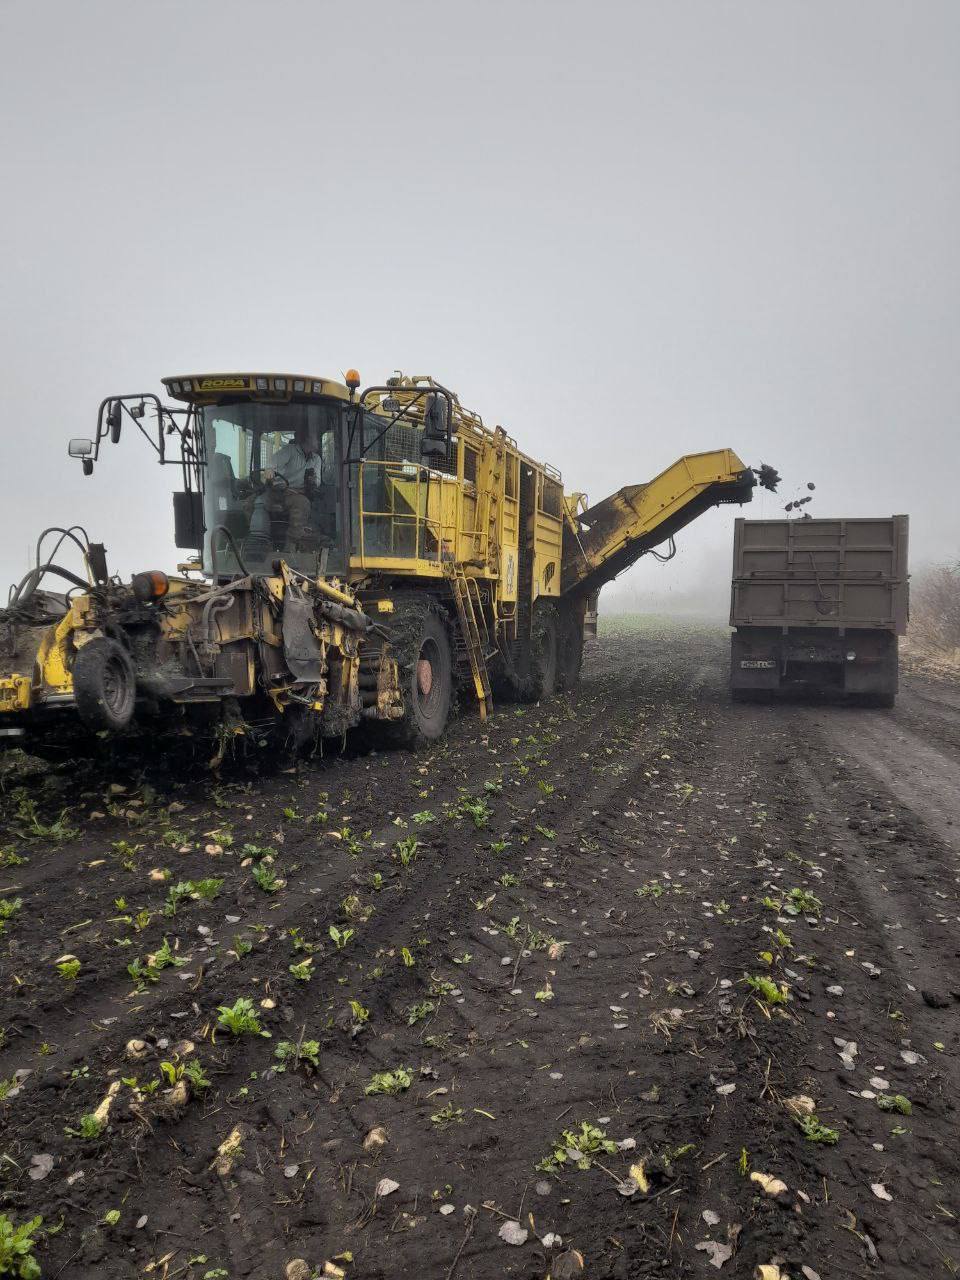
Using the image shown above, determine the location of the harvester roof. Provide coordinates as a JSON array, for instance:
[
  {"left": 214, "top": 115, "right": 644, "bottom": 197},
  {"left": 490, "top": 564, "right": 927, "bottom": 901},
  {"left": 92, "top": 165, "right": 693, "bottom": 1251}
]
[{"left": 161, "top": 373, "right": 351, "bottom": 403}]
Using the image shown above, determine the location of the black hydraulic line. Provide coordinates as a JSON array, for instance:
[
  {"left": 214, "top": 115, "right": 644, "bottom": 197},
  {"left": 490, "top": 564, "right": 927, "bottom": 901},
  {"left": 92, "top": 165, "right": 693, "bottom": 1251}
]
[
  {"left": 35, "top": 526, "right": 91, "bottom": 570},
  {"left": 6, "top": 562, "right": 96, "bottom": 611},
  {"left": 210, "top": 525, "right": 252, "bottom": 579},
  {"left": 649, "top": 537, "right": 677, "bottom": 563}
]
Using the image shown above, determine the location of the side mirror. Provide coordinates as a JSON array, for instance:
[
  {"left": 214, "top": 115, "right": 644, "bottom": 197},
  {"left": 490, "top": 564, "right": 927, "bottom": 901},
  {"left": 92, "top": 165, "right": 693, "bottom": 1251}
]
[
  {"left": 68, "top": 437, "right": 94, "bottom": 458},
  {"left": 107, "top": 401, "right": 123, "bottom": 443},
  {"left": 424, "top": 393, "right": 449, "bottom": 440}
]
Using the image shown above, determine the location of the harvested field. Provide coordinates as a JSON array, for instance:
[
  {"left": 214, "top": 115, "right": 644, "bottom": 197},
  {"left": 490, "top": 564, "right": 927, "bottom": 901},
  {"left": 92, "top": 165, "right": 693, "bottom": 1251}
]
[{"left": 1, "top": 616, "right": 959, "bottom": 1280}]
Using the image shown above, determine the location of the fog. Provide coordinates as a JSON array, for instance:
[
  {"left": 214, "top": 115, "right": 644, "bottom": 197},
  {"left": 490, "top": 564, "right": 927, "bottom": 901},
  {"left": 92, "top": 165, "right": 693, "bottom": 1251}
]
[{"left": 2, "top": 0, "right": 958, "bottom": 612}]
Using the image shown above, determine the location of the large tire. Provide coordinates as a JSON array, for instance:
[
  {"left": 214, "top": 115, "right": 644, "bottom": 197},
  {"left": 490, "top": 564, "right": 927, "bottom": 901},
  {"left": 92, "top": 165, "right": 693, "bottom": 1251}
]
[
  {"left": 384, "top": 601, "right": 453, "bottom": 747},
  {"left": 524, "top": 602, "right": 559, "bottom": 702},
  {"left": 557, "top": 606, "right": 584, "bottom": 692},
  {"left": 496, "top": 601, "right": 560, "bottom": 703},
  {"left": 72, "top": 637, "right": 136, "bottom": 732}
]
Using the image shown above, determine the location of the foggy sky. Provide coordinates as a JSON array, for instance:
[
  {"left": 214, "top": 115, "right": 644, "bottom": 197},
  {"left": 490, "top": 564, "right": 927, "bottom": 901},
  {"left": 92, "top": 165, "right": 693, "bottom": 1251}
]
[{"left": 1, "top": 0, "right": 958, "bottom": 611}]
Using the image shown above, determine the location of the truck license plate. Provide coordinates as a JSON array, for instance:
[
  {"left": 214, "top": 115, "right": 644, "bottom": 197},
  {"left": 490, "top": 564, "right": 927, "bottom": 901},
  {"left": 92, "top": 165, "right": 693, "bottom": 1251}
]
[{"left": 740, "top": 659, "right": 776, "bottom": 669}]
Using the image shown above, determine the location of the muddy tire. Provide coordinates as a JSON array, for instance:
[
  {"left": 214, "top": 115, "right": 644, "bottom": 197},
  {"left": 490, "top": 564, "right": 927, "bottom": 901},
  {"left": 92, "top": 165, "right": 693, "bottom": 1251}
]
[
  {"left": 497, "top": 602, "right": 561, "bottom": 703},
  {"left": 383, "top": 600, "right": 453, "bottom": 747},
  {"left": 72, "top": 637, "right": 136, "bottom": 732},
  {"left": 557, "top": 607, "right": 584, "bottom": 692},
  {"left": 522, "top": 602, "right": 559, "bottom": 702}
]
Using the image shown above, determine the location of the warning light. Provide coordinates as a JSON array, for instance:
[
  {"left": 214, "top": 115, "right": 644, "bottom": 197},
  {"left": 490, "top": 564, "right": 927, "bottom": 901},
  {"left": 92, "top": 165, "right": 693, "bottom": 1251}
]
[{"left": 132, "top": 570, "right": 170, "bottom": 603}]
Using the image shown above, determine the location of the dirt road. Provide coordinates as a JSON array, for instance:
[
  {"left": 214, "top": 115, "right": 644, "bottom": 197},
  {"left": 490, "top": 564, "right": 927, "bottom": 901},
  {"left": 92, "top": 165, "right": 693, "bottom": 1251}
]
[{"left": 1, "top": 618, "right": 958, "bottom": 1279}]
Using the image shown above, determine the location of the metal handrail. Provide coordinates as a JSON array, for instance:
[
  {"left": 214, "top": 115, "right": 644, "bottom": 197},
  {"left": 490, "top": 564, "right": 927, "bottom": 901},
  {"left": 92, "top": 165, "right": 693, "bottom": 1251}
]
[{"left": 355, "top": 457, "right": 489, "bottom": 570}]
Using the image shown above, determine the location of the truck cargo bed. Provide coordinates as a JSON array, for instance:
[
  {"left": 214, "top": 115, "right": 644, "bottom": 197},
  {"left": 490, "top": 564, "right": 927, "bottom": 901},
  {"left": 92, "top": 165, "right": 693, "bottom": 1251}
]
[{"left": 729, "top": 515, "right": 909, "bottom": 704}]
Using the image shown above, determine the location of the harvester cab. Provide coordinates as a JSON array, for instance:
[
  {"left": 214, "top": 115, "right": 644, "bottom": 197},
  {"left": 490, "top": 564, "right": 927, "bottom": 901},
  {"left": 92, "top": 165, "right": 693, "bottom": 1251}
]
[
  {"left": 1, "top": 368, "right": 775, "bottom": 756},
  {"left": 70, "top": 377, "right": 353, "bottom": 583},
  {"left": 70, "top": 373, "right": 462, "bottom": 587}
]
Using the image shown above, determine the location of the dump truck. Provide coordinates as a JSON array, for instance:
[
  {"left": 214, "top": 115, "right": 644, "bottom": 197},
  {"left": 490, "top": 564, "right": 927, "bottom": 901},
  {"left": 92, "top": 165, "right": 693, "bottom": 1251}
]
[
  {"left": 729, "top": 515, "right": 909, "bottom": 706},
  {"left": 0, "top": 370, "right": 777, "bottom": 755}
]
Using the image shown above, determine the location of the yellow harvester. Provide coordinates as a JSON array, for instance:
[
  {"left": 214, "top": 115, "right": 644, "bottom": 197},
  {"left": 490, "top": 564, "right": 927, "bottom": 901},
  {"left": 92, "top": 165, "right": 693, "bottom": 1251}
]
[{"left": 0, "top": 370, "right": 776, "bottom": 754}]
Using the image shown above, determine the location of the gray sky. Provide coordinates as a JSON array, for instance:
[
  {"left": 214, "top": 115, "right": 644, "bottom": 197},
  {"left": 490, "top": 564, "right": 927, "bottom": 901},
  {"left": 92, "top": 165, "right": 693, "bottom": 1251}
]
[{"left": 2, "top": 0, "right": 958, "bottom": 611}]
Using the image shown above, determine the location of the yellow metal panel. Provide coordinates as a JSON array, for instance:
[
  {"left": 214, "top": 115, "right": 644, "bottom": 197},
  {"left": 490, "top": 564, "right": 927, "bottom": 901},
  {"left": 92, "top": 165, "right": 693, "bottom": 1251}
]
[
  {"left": 500, "top": 492, "right": 519, "bottom": 603},
  {"left": 0, "top": 675, "right": 32, "bottom": 712},
  {"left": 562, "top": 449, "right": 751, "bottom": 594},
  {"left": 37, "top": 613, "right": 75, "bottom": 695},
  {"left": 533, "top": 511, "right": 563, "bottom": 599}
]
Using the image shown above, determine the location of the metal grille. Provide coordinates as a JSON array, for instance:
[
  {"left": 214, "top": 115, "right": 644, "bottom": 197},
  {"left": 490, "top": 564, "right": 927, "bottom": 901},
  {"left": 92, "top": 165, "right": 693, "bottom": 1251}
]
[
  {"left": 366, "top": 417, "right": 422, "bottom": 465},
  {"left": 541, "top": 477, "right": 563, "bottom": 518}
]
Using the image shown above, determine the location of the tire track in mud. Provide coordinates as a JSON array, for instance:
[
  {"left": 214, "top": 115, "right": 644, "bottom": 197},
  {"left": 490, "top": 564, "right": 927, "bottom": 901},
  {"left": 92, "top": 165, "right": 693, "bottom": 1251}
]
[
  {"left": 754, "top": 709, "right": 960, "bottom": 1277},
  {"left": 1, "top": 641, "right": 674, "bottom": 1278},
  {"left": 3, "top": 621, "right": 960, "bottom": 1280},
  {"left": 195, "top": 666, "right": 705, "bottom": 1276},
  {"left": 186, "top": 646, "right": 721, "bottom": 1278}
]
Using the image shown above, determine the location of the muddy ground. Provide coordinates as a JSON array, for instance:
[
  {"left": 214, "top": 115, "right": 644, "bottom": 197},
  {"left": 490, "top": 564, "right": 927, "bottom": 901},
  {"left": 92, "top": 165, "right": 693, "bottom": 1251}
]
[{"left": 1, "top": 617, "right": 958, "bottom": 1280}]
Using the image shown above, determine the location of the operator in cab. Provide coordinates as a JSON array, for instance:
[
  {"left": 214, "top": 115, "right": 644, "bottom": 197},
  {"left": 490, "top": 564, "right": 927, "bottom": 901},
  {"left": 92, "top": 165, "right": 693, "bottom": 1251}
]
[{"left": 247, "top": 422, "right": 324, "bottom": 552}]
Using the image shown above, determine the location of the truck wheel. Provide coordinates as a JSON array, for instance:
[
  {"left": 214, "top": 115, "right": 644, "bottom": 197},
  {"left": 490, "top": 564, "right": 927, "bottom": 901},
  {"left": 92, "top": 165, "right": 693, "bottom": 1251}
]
[
  {"left": 731, "top": 688, "right": 762, "bottom": 704},
  {"left": 386, "top": 602, "right": 453, "bottom": 746},
  {"left": 860, "top": 690, "right": 895, "bottom": 709},
  {"left": 72, "top": 637, "right": 136, "bottom": 732}
]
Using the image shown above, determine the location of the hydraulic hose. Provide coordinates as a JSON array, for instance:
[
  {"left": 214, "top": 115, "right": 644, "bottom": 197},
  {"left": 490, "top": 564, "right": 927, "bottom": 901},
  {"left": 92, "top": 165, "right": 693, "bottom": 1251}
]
[
  {"left": 210, "top": 525, "right": 252, "bottom": 579},
  {"left": 8, "top": 562, "right": 94, "bottom": 608},
  {"left": 202, "top": 593, "right": 235, "bottom": 645}
]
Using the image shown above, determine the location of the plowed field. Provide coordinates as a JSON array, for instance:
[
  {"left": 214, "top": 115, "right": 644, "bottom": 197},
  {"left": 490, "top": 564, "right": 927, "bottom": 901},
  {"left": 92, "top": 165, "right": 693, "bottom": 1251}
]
[{"left": 1, "top": 618, "right": 958, "bottom": 1280}]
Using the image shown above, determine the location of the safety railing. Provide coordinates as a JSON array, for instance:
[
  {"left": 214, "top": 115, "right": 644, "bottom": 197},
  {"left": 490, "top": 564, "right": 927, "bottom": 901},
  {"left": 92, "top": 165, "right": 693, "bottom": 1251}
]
[{"left": 353, "top": 459, "right": 491, "bottom": 570}]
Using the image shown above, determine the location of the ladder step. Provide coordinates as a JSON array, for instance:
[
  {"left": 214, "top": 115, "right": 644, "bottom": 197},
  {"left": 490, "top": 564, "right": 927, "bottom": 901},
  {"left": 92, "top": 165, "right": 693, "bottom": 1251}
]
[{"left": 447, "top": 568, "right": 494, "bottom": 719}]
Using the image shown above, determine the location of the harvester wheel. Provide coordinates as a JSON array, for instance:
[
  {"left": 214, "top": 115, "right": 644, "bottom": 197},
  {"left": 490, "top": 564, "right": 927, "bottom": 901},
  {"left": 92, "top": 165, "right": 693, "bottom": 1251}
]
[
  {"left": 72, "top": 637, "right": 136, "bottom": 732},
  {"left": 524, "top": 602, "right": 559, "bottom": 702},
  {"left": 385, "top": 601, "right": 453, "bottom": 747},
  {"left": 496, "top": 601, "right": 560, "bottom": 703},
  {"left": 557, "top": 607, "right": 584, "bottom": 692}
]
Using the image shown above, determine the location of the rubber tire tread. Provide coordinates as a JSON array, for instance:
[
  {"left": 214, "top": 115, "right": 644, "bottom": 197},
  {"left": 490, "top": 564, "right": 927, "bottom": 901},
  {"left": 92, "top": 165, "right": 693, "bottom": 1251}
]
[
  {"left": 381, "top": 598, "right": 453, "bottom": 748},
  {"left": 521, "top": 602, "right": 559, "bottom": 703},
  {"left": 557, "top": 607, "right": 584, "bottom": 693},
  {"left": 72, "top": 637, "right": 136, "bottom": 732}
]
